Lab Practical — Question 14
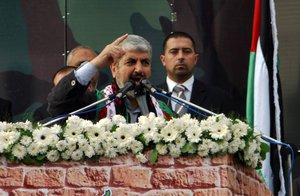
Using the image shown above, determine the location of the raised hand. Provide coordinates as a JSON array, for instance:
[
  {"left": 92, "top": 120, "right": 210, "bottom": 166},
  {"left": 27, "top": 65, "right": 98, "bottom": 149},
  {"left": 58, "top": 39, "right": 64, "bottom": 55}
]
[{"left": 91, "top": 34, "right": 128, "bottom": 68}]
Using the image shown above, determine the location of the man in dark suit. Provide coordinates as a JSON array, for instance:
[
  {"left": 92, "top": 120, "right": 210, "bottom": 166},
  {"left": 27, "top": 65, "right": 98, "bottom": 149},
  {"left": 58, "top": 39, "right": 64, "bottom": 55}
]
[
  {"left": 0, "top": 97, "right": 12, "bottom": 122},
  {"left": 158, "top": 31, "right": 233, "bottom": 118}
]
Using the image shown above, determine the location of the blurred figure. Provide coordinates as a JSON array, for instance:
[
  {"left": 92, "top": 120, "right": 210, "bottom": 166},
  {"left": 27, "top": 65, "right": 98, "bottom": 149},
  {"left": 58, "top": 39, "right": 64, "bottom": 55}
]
[
  {"left": 66, "top": 46, "right": 97, "bottom": 67},
  {"left": 67, "top": 46, "right": 99, "bottom": 92},
  {"left": 0, "top": 97, "right": 12, "bottom": 122}
]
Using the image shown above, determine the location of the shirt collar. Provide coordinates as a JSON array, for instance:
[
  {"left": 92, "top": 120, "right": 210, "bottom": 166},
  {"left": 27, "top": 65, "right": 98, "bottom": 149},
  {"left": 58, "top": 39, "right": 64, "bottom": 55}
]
[{"left": 166, "top": 75, "right": 194, "bottom": 92}]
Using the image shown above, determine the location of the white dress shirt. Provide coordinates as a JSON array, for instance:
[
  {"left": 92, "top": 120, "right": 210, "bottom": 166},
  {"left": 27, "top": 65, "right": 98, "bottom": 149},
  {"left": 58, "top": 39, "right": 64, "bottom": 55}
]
[{"left": 166, "top": 76, "right": 194, "bottom": 111}]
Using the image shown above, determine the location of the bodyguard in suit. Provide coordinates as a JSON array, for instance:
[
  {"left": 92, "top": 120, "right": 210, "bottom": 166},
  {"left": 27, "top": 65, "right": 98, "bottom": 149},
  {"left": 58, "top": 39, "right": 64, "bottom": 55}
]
[{"left": 158, "top": 31, "right": 233, "bottom": 118}]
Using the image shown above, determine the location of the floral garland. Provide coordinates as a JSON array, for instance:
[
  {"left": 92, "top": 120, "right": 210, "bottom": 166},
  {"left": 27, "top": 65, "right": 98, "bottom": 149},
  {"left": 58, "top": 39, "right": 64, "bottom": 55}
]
[{"left": 0, "top": 113, "right": 269, "bottom": 168}]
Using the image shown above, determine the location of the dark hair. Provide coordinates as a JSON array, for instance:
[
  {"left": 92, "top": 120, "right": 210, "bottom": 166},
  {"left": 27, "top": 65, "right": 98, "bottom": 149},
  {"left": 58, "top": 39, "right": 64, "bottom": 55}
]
[
  {"left": 162, "top": 31, "right": 196, "bottom": 53},
  {"left": 52, "top": 66, "right": 77, "bottom": 85}
]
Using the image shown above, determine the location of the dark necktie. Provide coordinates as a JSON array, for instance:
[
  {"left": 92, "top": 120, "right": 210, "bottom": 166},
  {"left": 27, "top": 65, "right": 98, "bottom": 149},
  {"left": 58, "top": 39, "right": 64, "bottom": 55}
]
[{"left": 173, "top": 84, "right": 187, "bottom": 116}]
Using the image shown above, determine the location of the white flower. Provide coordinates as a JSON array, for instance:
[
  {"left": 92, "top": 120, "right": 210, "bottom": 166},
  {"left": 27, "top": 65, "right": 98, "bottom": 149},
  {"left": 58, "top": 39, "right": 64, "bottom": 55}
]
[
  {"left": 56, "top": 140, "right": 67, "bottom": 151},
  {"left": 168, "top": 143, "right": 181, "bottom": 158},
  {"left": 0, "top": 131, "right": 20, "bottom": 153},
  {"left": 12, "top": 144, "right": 27, "bottom": 159},
  {"left": 185, "top": 125, "right": 202, "bottom": 143},
  {"left": 93, "top": 144, "right": 104, "bottom": 155},
  {"left": 197, "top": 139, "right": 211, "bottom": 156},
  {"left": 97, "top": 118, "right": 113, "bottom": 132},
  {"left": 142, "top": 127, "right": 160, "bottom": 145},
  {"left": 231, "top": 119, "right": 249, "bottom": 138},
  {"left": 175, "top": 137, "right": 186, "bottom": 149},
  {"left": 36, "top": 145, "right": 48, "bottom": 154},
  {"left": 113, "top": 124, "right": 135, "bottom": 149},
  {"left": 14, "top": 120, "right": 33, "bottom": 131},
  {"left": 83, "top": 145, "right": 95, "bottom": 158},
  {"left": 228, "top": 138, "right": 242, "bottom": 153},
  {"left": 160, "top": 124, "right": 178, "bottom": 143},
  {"left": 71, "top": 149, "right": 83, "bottom": 161},
  {"left": 67, "top": 140, "right": 77, "bottom": 152},
  {"left": 112, "top": 115, "right": 126, "bottom": 125},
  {"left": 33, "top": 127, "right": 59, "bottom": 147},
  {"left": 136, "top": 152, "right": 148, "bottom": 163},
  {"left": 86, "top": 126, "right": 104, "bottom": 142},
  {"left": 20, "top": 136, "right": 32, "bottom": 147},
  {"left": 47, "top": 150, "right": 60, "bottom": 162},
  {"left": 156, "top": 143, "right": 168, "bottom": 155},
  {"left": 209, "top": 123, "right": 230, "bottom": 140},
  {"left": 61, "top": 150, "right": 72, "bottom": 160},
  {"left": 104, "top": 147, "right": 117, "bottom": 158},
  {"left": 27, "top": 143, "right": 47, "bottom": 156},
  {"left": 128, "top": 140, "right": 144, "bottom": 154},
  {"left": 78, "top": 138, "right": 89, "bottom": 150}
]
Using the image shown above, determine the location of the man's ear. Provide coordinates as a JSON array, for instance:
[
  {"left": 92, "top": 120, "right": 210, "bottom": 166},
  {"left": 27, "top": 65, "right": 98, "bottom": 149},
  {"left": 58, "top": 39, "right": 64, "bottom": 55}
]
[
  {"left": 194, "top": 53, "right": 199, "bottom": 64},
  {"left": 160, "top": 55, "right": 166, "bottom": 67},
  {"left": 110, "top": 63, "right": 116, "bottom": 77}
]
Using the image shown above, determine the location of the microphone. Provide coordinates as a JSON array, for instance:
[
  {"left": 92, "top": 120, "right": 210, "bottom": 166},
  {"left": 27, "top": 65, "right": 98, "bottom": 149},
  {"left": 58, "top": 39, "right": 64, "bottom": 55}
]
[
  {"left": 135, "top": 82, "right": 150, "bottom": 116},
  {"left": 111, "top": 80, "right": 136, "bottom": 99},
  {"left": 141, "top": 79, "right": 158, "bottom": 94}
]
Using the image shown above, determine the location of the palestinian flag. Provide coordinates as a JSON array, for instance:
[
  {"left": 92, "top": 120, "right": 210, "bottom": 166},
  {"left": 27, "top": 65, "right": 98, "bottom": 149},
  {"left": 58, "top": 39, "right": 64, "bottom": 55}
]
[{"left": 246, "top": 0, "right": 285, "bottom": 195}]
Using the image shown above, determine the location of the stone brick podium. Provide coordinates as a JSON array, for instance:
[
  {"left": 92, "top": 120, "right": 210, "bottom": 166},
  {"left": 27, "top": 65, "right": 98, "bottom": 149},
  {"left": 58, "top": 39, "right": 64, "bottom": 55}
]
[{"left": 0, "top": 154, "right": 272, "bottom": 195}]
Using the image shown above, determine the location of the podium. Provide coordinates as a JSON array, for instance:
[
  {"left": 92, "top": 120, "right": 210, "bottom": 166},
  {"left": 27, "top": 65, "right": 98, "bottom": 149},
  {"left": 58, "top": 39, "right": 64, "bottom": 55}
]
[{"left": 0, "top": 154, "right": 272, "bottom": 195}]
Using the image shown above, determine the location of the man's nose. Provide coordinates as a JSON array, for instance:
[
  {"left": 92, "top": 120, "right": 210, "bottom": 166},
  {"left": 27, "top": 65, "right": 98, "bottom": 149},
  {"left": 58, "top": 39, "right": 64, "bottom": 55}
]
[
  {"left": 134, "top": 62, "right": 143, "bottom": 72},
  {"left": 177, "top": 50, "right": 184, "bottom": 59}
]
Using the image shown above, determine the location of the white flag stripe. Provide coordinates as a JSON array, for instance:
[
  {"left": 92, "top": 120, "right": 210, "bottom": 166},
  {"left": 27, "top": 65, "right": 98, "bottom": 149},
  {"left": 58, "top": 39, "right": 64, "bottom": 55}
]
[{"left": 254, "top": 39, "right": 273, "bottom": 191}]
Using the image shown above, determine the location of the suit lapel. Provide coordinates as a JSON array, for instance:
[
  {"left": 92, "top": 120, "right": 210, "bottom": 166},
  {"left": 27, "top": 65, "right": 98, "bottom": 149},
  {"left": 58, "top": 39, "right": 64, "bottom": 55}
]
[
  {"left": 190, "top": 79, "right": 207, "bottom": 106},
  {"left": 156, "top": 82, "right": 172, "bottom": 107}
]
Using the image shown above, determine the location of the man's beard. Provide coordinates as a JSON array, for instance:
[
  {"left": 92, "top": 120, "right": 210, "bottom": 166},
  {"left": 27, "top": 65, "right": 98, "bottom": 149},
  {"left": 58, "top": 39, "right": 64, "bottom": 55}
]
[{"left": 116, "top": 72, "right": 145, "bottom": 98}]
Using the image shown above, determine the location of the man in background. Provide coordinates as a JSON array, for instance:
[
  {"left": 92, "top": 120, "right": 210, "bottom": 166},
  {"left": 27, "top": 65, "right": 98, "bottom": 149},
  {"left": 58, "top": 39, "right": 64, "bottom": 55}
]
[
  {"left": 158, "top": 31, "right": 233, "bottom": 118},
  {"left": 66, "top": 46, "right": 99, "bottom": 92}
]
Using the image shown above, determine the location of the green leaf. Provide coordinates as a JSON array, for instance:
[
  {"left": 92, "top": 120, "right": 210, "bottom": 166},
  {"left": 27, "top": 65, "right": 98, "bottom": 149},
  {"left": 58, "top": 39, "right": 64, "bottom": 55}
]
[
  {"left": 23, "top": 155, "right": 34, "bottom": 165},
  {"left": 136, "top": 134, "right": 146, "bottom": 144},
  {"left": 5, "top": 153, "right": 16, "bottom": 162},
  {"left": 90, "top": 155, "right": 100, "bottom": 162},
  {"left": 34, "top": 159, "right": 45, "bottom": 166},
  {"left": 21, "top": 129, "right": 33, "bottom": 137},
  {"left": 36, "top": 154, "right": 47, "bottom": 161},
  {"left": 149, "top": 149, "right": 158, "bottom": 163},
  {"left": 181, "top": 143, "right": 190, "bottom": 153},
  {"left": 260, "top": 142, "right": 270, "bottom": 160}
]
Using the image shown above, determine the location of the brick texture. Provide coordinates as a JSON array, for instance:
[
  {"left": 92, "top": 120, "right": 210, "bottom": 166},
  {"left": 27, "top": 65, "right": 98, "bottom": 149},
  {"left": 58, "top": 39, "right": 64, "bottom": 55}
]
[{"left": 0, "top": 155, "right": 272, "bottom": 195}]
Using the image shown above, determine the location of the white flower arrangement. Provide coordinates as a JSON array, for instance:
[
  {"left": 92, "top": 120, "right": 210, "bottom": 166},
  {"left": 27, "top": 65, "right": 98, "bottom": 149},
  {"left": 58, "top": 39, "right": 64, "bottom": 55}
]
[{"left": 0, "top": 113, "right": 268, "bottom": 168}]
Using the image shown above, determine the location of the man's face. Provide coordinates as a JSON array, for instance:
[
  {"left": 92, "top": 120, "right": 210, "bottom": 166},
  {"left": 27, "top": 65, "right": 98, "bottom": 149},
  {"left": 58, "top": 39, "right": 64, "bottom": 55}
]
[
  {"left": 111, "top": 50, "right": 151, "bottom": 89},
  {"left": 160, "top": 37, "right": 198, "bottom": 83}
]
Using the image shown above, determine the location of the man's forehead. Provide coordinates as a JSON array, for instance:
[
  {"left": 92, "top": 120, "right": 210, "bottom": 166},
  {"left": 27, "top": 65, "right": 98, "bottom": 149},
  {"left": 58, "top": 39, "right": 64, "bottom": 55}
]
[
  {"left": 122, "top": 50, "right": 150, "bottom": 59},
  {"left": 166, "top": 37, "right": 193, "bottom": 46}
]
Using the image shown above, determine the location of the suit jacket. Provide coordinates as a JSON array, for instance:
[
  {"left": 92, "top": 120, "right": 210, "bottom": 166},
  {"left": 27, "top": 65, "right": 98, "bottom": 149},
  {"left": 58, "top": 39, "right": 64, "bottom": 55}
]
[
  {"left": 157, "top": 79, "right": 234, "bottom": 119},
  {"left": 47, "top": 72, "right": 97, "bottom": 121},
  {"left": 0, "top": 98, "right": 13, "bottom": 122}
]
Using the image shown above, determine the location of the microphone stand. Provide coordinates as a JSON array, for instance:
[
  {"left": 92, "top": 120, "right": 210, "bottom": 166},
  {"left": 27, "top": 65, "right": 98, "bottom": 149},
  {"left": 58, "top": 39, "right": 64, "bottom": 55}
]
[
  {"left": 42, "top": 96, "right": 112, "bottom": 127},
  {"left": 154, "top": 90, "right": 283, "bottom": 143},
  {"left": 154, "top": 90, "right": 217, "bottom": 116}
]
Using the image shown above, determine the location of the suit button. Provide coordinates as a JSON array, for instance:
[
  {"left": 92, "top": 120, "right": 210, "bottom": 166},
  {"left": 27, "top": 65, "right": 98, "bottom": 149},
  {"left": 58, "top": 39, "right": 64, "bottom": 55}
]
[{"left": 71, "top": 80, "right": 76, "bottom": 86}]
